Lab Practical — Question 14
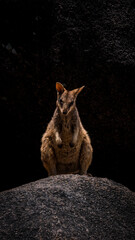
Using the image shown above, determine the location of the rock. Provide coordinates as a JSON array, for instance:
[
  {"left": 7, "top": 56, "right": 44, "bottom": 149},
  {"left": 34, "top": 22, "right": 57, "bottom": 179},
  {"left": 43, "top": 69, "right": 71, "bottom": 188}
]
[{"left": 0, "top": 175, "right": 135, "bottom": 239}]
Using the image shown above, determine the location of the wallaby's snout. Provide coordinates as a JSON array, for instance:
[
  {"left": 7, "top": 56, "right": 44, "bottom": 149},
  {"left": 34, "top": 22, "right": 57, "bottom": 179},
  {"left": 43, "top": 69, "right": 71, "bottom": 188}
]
[
  {"left": 60, "top": 99, "right": 72, "bottom": 116},
  {"left": 62, "top": 101, "right": 71, "bottom": 115},
  {"left": 63, "top": 109, "right": 67, "bottom": 115}
]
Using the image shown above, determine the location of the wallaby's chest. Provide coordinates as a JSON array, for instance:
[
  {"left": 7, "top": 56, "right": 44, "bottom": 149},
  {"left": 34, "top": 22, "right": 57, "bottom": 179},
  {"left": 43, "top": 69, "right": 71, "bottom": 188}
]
[
  {"left": 60, "top": 121, "right": 73, "bottom": 142},
  {"left": 55, "top": 126, "right": 82, "bottom": 164}
]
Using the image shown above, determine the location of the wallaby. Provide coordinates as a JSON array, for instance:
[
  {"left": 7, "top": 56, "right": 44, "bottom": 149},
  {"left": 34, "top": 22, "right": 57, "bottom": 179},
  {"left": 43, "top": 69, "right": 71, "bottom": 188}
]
[{"left": 41, "top": 82, "right": 93, "bottom": 176}]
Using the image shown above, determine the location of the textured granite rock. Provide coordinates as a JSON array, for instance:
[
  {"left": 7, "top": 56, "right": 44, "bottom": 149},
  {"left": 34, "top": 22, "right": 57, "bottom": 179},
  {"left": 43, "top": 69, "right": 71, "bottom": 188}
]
[{"left": 0, "top": 175, "right": 135, "bottom": 239}]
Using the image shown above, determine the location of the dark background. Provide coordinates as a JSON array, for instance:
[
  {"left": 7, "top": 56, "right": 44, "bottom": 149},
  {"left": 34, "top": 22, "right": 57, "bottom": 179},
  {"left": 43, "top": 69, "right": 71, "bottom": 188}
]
[{"left": 0, "top": 0, "right": 135, "bottom": 192}]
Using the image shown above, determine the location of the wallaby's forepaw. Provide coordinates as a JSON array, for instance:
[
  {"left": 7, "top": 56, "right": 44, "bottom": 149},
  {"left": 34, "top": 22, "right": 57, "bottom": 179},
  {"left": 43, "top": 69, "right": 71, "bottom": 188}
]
[
  {"left": 57, "top": 139, "right": 63, "bottom": 148},
  {"left": 58, "top": 143, "right": 63, "bottom": 148},
  {"left": 69, "top": 142, "right": 75, "bottom": 148},
  {"left": 56, "top": 135, "right": 63, "bottom": 148}
]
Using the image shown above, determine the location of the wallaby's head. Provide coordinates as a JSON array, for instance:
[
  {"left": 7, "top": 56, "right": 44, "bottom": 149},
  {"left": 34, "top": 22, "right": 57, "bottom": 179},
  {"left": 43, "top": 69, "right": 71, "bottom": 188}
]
[{"left": 56, "top": 82, "right": 85, "bottom": 116}]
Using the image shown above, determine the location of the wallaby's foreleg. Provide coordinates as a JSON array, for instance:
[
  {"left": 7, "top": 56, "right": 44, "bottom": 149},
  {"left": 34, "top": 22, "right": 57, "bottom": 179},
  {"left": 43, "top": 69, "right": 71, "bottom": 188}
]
[
  {"left": 70, "top": 127, "right": 79, "bottom": 147},
  {"left": 41, "top": 138, "right": 57, "bottom": 176},
  {"left": 79, "top": 136, "right": 93, "bottom": 175},
  {"left": 55, "top": 131, "right": 62, "bottom": 148}
]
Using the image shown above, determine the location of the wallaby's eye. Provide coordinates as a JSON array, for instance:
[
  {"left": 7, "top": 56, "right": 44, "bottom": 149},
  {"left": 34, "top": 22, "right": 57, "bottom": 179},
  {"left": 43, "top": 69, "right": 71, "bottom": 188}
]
[
  {"left": 59, "top": 98, "right": 63, "bottom": 106},
  {"left": 69, "top": 101, "right": 74, "bottom": 108}
]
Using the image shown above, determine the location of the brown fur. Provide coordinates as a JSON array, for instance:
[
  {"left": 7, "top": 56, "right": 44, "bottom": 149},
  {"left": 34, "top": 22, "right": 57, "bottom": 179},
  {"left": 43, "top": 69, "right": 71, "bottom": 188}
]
[{"left": 41, "top": 82, "right": 93, "bottom": 176}]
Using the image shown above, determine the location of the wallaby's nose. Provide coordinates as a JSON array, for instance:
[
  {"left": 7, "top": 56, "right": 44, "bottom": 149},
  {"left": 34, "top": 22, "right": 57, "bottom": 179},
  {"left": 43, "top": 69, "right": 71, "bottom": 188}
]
[{"left": 63, "top": 110, "right": 67, "bottom": 115}]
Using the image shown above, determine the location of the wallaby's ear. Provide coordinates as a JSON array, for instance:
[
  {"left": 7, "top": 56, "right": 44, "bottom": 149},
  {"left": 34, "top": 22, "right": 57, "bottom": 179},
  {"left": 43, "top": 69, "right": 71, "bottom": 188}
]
[
  {"left": 56, "top": 82, "right": 65, "bottom": 94},
  {"left": 73, "top": 86, "right": 85, "bottom": 97}
]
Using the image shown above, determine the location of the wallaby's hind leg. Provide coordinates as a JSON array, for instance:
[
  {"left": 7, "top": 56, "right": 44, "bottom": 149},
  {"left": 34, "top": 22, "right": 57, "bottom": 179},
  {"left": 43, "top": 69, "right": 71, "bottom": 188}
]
[
  {"left": 41, "top": 137, "right": 57, "bottom": 176},
  {"left": 79, "top": 136, "right": 93, "bottom": 175}
]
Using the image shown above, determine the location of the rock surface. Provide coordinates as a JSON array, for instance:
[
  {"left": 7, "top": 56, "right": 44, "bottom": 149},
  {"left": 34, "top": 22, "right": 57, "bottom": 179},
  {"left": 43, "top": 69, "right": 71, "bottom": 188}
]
[{"left": 0, "top": 175, "right": 135, "bottom": 239}]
